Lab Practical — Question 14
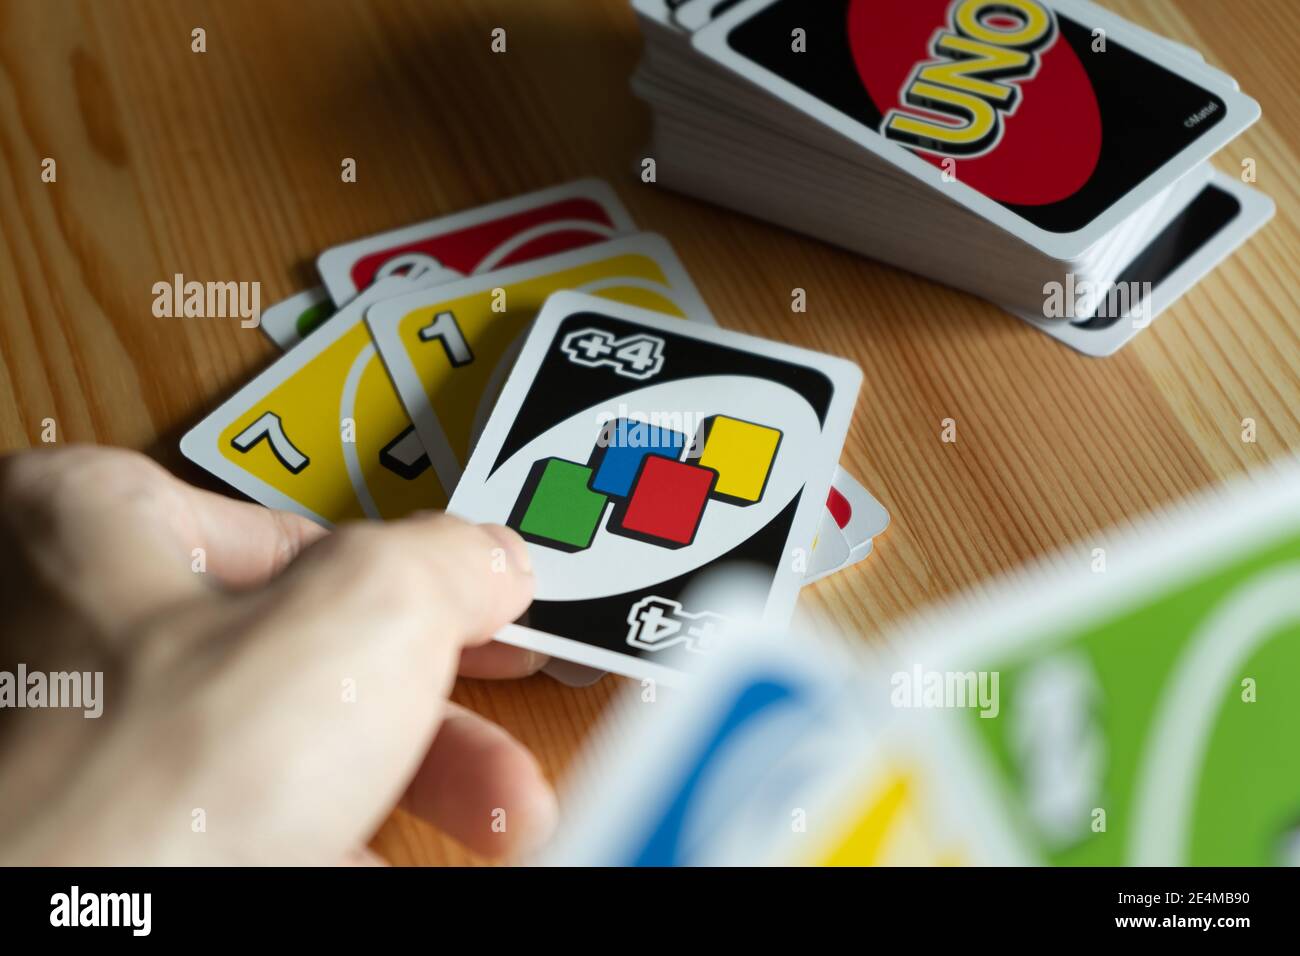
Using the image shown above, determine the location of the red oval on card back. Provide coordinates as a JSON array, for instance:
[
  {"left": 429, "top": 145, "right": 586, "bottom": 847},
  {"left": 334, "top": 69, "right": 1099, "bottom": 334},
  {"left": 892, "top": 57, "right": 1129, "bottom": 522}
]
[{"left": 848, "top": 0, "right": 1101, "bottom": 207}]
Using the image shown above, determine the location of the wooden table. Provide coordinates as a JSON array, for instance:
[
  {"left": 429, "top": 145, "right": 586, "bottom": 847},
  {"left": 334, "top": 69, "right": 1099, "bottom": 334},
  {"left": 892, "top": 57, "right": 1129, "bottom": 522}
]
[{"left": 2, "top": 0, "right": 1295, "bottom": 864}]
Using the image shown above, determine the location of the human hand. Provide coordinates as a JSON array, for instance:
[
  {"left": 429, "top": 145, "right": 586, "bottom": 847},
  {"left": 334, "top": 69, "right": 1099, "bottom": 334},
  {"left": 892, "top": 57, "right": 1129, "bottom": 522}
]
[{"left": 0, "top": 446, "right": 553, "bottom": 864}]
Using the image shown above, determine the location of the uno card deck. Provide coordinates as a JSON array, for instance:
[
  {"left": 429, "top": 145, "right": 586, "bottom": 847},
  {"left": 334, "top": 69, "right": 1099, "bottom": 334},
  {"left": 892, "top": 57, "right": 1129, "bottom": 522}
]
[
  {"left": 367, "top": 233, "right": 713, "bottom": 495},
  {"left": 447, "top": 292, "right": 861, "bottom": 684},
  {"left": 689, "top": 0, "right": 1258, "bottom": 258},
  {"left": 631, "top": 0, "right": 1268, "bottom": 351},
  {"left": 317, "top": 179, "right": 635, "bottom": 307}
]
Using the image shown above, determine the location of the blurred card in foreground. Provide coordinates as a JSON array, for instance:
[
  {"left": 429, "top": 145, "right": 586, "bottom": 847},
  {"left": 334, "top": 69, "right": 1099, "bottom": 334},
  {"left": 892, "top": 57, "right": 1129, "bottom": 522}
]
[{"left": 544, "top": 454, "right": 1300, "bottom": 865}]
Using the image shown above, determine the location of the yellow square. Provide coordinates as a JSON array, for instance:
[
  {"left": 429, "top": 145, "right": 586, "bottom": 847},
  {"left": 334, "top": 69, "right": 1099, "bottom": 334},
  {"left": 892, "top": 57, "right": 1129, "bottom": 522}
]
[{"left": 697, "top": 416, "right": 781, "bottom": 503}]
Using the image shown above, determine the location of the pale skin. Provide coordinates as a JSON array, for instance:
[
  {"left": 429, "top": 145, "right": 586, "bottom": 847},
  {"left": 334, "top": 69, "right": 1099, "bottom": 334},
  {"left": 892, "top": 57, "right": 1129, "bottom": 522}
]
[{"left": 0, "top": 446, "right": 555, "bottom": 864}]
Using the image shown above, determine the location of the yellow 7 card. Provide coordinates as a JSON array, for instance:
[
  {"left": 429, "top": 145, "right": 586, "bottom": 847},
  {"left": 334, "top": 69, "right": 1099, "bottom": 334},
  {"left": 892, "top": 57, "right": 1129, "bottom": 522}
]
[
  {"left": 181, "top": 276, "right": 452, "bottom": 524},
  {"left": 365, "top": 233, "right": 713, "bottom": 494}
]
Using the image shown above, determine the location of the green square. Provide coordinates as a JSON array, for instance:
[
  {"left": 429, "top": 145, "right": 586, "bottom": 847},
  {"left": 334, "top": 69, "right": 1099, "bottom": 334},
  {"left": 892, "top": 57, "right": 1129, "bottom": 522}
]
[{"left": 518, "top": 459, "right": 607, "bottom": 550}]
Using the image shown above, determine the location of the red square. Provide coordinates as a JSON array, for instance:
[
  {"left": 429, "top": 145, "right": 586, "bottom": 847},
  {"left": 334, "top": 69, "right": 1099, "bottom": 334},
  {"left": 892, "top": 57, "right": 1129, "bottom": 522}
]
[{"left": 613, "top": 456, "right": 717, "bottom": 547}]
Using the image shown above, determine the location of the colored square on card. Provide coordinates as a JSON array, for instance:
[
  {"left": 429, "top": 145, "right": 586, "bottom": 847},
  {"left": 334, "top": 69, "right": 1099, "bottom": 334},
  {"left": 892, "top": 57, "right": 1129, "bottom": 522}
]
[
  {"left": 695, "top": 415, "right": 781, "bottom": 504},
  {"left": 611, "top": 456, "right": 716, "bottom": 548},
  {"left": 511, "top": 458, "right": 608, "bottom": 552},
  {"left": 590, "top": 419, "right": 689, "bottom": 498}
]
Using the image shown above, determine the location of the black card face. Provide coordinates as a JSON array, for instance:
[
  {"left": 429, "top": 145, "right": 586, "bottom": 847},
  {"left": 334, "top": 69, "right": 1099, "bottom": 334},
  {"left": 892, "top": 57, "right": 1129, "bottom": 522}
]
[
  {"left": 491, "top": 313, "right": 831, "bottom": 670},
  {"left": 449, "top": 297, "right": 858, "bottom": 679},
  {"left": 1077, "top": 182, "right": 1242, "bottom": 329},
  {"left": 721, "top": 0, "right": 1233, "bottom": 234}
]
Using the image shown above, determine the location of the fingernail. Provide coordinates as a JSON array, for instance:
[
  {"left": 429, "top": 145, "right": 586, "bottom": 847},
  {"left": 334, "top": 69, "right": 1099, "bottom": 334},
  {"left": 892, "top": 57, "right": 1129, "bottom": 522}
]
[
  {"left": 484, "top": 523, "right": 532, "bottom": 576},
  {"left": 511, "top": 781, "right": 560, "bottom": 859}
]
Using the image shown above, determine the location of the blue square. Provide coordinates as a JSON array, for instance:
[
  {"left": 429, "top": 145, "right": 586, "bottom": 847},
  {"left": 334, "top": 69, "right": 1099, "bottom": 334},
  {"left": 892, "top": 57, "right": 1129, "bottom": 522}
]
[{"left": 590, "top": 419, "right": 688, "bottom": 498}]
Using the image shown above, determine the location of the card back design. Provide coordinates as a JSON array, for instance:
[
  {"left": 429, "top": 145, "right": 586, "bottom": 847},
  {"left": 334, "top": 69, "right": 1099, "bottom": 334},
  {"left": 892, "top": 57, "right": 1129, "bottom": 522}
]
[{"left": 694, "top": 0, "right": 1258, "bottom": 258}]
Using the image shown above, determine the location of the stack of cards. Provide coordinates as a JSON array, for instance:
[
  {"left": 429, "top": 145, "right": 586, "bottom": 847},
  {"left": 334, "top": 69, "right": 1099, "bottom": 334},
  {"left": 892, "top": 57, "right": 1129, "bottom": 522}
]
[
  {"left": 180, "top": 180, "right": 884, "bottom": 685},
  {"left": 543, "top": 451, "right": 1300, "bottom": 865},
  {"left": 631, "top": 0, "right": 1274, "bottom": 356}
]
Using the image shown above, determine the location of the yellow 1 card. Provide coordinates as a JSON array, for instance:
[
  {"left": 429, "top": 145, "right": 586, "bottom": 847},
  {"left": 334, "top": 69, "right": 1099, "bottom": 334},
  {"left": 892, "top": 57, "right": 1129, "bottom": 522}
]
[{"left": 365, "top": 233, "right": 713, "bottom": 495}]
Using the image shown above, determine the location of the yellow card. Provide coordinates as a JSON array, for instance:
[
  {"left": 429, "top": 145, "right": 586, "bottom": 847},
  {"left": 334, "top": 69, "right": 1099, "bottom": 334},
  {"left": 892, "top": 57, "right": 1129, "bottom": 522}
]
[
  {"left": 181, "top": 277, "right": 453, "bottom": 525},
  {"left": 365, "top": 233, "right": 712, "bottom": 494}
]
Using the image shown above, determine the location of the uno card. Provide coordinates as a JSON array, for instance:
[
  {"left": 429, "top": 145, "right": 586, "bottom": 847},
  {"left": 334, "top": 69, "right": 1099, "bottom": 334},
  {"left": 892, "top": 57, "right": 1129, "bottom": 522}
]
[
  {"left": 181, "top": 277, "right": 449, "bottom": 524},
  {"left": 1012, "top": 172, "right": 1275, "bottom": 356},
  {"left": 777, "top": 707, "right": 1010, "bottom": 865},
  {"left": 366, "top": 233, "right": 713, "bottom": 495},
  {"left": 884, "top": 454, "right": 1300, "bottom": 865},
  {"left": 691, "top": 0, "right": 1259, "bottom": 260},
  {"left": 543, "top": 632, "right": 987, "bottom": 866},
  {"left": 541, "top": 634, "right": 875, "bottom": 865},
  {"left": 804, "top": 467, "right": 888, "bottom": 583},
  {"left": 447, "top": 292, "right": 861, "bottom": 684},
  {"left": 804, "top": 468, "right": 887, "bottom": 583},
  {"left": 828, "top": 465, "right": 889, "bottom": 559},
  {"left": 672, "top": 0, "right": 737, "bottom": 31},
  {"left": 317, "top": 179, "right": 634, "bottom": 306},
  {"left": 805, "top": 511, "right": 852, "bottom": 583},
  {"left": 551, "top": 466, "right": 881, "bottom": 684},
  {"left": 260, "top": 286, "right": 335, "bottom": 350}
]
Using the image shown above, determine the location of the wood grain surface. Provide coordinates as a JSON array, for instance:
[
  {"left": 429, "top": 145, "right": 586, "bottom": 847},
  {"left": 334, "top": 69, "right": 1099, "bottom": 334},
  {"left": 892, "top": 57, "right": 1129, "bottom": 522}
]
[{"left": 1, "top": 0, "right": 1295, "bottom": 865}]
